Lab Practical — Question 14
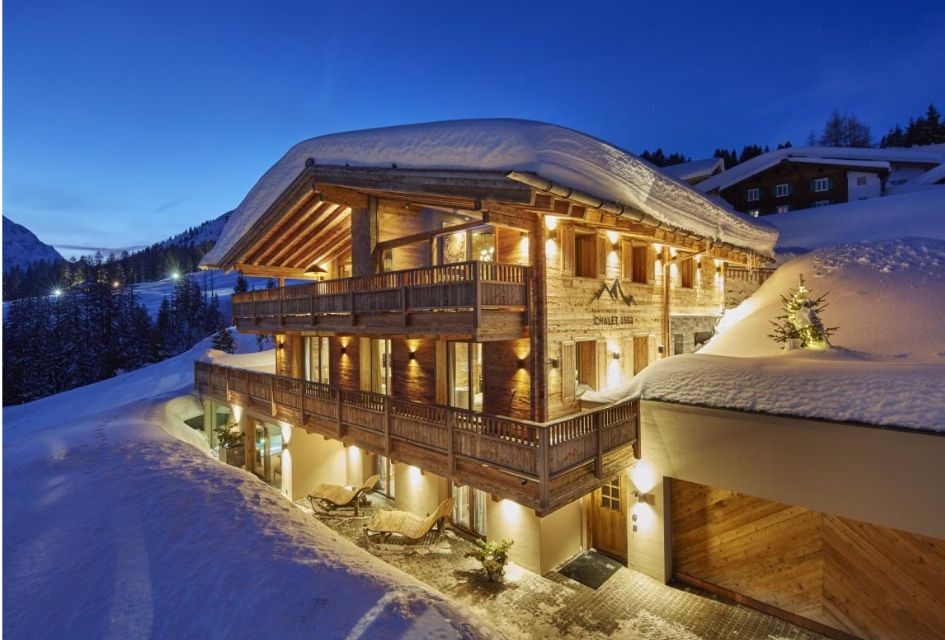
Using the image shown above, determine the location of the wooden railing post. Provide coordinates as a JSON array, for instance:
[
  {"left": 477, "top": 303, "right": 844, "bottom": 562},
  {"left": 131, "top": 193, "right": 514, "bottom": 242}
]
[
  {"left": 473, "top": 262, "right": 482, "bottom": 330},
  {"left": 269, "top": 376, "right": 276, "bottom": 416},
  {"left": 447, "top": 410, "right": 456, "bottom": 476},
  {"left": 384, "top": 397, "right": 392, "bottom": 457},
  {"left": 595, "top": 411, "right": 603, "bottom": 479},
  {"left": 224, "top": 366, "right": 230, "bottom": 400},
  {"left": 539, "top": 426, "right": 550, "bottom": 507},
  {"left": 335, "top": 390, "right": 343, "bottom": 439}
]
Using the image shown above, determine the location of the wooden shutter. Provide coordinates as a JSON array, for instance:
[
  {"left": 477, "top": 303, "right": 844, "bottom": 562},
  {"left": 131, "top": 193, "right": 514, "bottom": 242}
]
[
  {"left": 632, "top": 246, "right": 648, "bottom": 284},
  {"left": 621, "top": 239, "right": 633, "bottom": 280},
  {"left": 560, "top": 341, "right": 576, "bottom": 402},
  {"left": 435, "top": 340, "right": 447, "bottom": 404},
  {"left": 560, "top": 225, "right": 575, "bottom": 276},
  {"left": 596, "top": 339, "right": 608, "bottom": 391},
  {"left": 359, "top": 337, "right": 372, "bottom": 391},
  {"left": 622, "top": 337, "right": 635, "bottom": 381},
  {"left": 597, "top": 234, "right": 608, "bottom": 278}
]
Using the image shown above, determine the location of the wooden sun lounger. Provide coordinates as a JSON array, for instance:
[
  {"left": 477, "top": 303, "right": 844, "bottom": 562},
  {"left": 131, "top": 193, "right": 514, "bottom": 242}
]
[
  {"left": 364, "top": 497, "right": 454, "bottom": 543},
  {"left": 308, "top": 475, "right": 380, "bottom": 516}
]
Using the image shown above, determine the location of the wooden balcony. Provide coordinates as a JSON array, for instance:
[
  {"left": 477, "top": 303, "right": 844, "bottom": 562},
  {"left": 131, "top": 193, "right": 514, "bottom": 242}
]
[
  {"left": 195, "top": 361, "right": 639, "bottom": 514},
  {"left": 231, "top": 261, "right": 529, "bottom": 341}
]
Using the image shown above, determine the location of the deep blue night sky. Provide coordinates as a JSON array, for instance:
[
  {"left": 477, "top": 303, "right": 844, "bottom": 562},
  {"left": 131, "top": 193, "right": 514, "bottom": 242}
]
[{"left": 5, "top": 0, "right": 945, "bottom": 257}]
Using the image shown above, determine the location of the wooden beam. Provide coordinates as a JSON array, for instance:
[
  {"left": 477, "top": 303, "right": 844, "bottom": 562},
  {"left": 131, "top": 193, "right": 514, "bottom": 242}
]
[
  {"left": 263, "top": 203, "right": 341, "bottom": 266},
  {"left": 295, "top": 219, "right": 352, "bottom": 268},
  {"left": 374, "top": 220, "right": 485, "bottom": 254},
  {"left": 276, "top": 206, "right": 350, "bottom": 268},
  {"left": 234, "top": 263, "right": 310, "bottom": 279},
  {"left": 249, "top": 201, "right": 334, "bottom": 264},
  {"left": 315, "top": 184, "right": 369, "bottom": 209}
]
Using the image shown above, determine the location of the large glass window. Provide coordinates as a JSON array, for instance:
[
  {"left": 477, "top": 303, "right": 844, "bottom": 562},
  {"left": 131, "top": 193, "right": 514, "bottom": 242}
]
[
  {"left": 304, "top": 336, "right": 330, "bottom": 384},
  {"left": 374, "top": 454, "right": 394, "bottom": 498},
  {"left": 452, "top": 484, "right": 488, "bottom": 537},
  {"left": 373, "top": 338, "right": 392, "bottom": 395},
  {"left": 472, "top": 229, "right": 496, "bottom": 262},
  {"left": 448, "top": 342, "right": 483, "bottom": 411},
  {"left": 253, "top": 420, "right": 283, "bottom": 491}
]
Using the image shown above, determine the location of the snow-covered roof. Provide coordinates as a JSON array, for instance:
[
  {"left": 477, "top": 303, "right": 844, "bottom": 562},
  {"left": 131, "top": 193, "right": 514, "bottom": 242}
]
[
  {"left": 909, "top": 162, "right": 945, "bottom": 186},
  {"left": 660, "top": 157, "right": 725, "bottom": 182},
  {"left": 770, "top": 186, "right": 945, "bottom": 252},
  {"left": 697, "top": 145, "right": 945, "bottom": 194},
  {"left": 203, "top": 119, "right": 777, "bottom": 267},
  {"left": 584, "top": 238, "right": 945, "bottom": 431}
]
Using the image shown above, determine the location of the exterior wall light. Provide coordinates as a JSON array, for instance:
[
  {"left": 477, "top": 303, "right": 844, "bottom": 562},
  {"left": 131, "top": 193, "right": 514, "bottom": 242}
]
[
  {"left": 549, "top": 358, "right": 559, "bottom": 368},
  {"left": 408, "top": 351, "right": 417, "bottom": 361},
  {"left": 340, "top": 346, "right": 347, "bottom": 355},
  {"left": 516, "top": 358, "right": 526, "bottom": 369},
  {"left": 612, "top": 352, "right": 620, "bottom": 360}
]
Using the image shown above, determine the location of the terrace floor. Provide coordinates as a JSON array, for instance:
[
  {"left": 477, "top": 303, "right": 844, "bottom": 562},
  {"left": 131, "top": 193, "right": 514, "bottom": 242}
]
[{"left": 298, "top": 497, "right": 824, "bottom": 640}]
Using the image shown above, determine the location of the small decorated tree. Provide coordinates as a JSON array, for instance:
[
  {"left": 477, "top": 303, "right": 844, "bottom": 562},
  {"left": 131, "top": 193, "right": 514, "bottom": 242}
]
[
  {"left": 768, "top": 274, "right": 837, "bottom": 349},
  {"left": 466, "top": 538, "right": 514, "bottom": 582},
  {"left": 211, "top": 327, "right": 236, "bottom": 353}
]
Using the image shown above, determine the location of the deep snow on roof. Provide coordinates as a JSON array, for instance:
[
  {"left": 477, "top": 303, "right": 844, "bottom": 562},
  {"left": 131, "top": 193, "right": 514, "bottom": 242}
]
[
  {"left": 660, "top": 157, "right": 725, "bottom": 181},
  {"left": 697, "top": 144, "right": 945, "bottom": 193},
  {"left": 203, "top": 120, "right": 777, "bottom": 267},
  {"left": 770, "top": 187, "right": 945, "bottom": 251}
]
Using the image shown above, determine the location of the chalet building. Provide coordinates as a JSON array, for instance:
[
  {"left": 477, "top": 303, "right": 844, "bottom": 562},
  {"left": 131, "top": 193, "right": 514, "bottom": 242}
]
[
  {"left": 698, "top": 145, "right": 945, "bottom": 216},
  {"left": 194, "top": 121, "right": 776, "bottom": 576},
  {"left": 661, "top": 157, "right": 725, "bottom": 186}
]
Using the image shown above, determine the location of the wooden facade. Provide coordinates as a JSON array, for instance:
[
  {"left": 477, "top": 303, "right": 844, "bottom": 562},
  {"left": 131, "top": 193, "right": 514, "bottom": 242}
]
[{"left": 672, "top": 479, "right": 945, "bottom": 640}]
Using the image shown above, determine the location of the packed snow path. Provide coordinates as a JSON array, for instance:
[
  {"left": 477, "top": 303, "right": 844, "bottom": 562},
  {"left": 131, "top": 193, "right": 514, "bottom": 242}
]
[{"left": 3, "top": 338, "right": 494, "bottom": 639}]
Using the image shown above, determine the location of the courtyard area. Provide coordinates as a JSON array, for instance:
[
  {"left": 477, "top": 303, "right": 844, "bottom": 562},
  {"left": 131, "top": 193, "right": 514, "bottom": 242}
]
[{"left": 299, "top": 496, "right": 824, "bottom": 640}]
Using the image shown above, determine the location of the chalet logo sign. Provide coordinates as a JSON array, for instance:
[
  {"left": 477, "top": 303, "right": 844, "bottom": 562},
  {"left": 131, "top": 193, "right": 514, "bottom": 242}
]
[
  {"left": 590, "top": 279, "right": 636, "bottom": 326},
  {"left": 591, "top": 279, "right": 637, "bottom": 307}
]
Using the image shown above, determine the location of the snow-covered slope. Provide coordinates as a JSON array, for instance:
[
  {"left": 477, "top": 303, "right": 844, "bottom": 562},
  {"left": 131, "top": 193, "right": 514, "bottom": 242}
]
[
  {"left": 585, "top": 238, "right": 945, "bottom": 431},
  {"left": 159, "top": 210, "right": 233, "bottom": 249},
  {"left": 770, "top": 187, "right": 945, "bottom": 252},
  {"left": 2, "top": 215, "right": 64, "bottom": 271},
  {"left": 2, "top": 336, "right": 494, "bottom": 639},
  {"left": 204, "top": 119, "right": 778, "bottom": 267}
]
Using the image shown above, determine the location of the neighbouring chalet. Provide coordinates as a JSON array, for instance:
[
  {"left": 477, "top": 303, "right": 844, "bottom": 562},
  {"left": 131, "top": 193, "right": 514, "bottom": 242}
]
[
  {"left": 194, "top": 120, "right": 776, "bottom": 577},
  {"left": 698, "top": 144, "right": 945, "bottom": 216},
  {"left": 661, "top": 157, "right": 725, "bottom": 186}
]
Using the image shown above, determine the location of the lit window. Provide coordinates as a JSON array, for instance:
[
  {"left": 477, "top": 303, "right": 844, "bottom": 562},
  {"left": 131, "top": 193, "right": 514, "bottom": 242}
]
[
  {"left": 813, "top": 177, "right": 830, "bottom": 192},
  {"left": 776, "top": 204, "right": 790, "bottom": 214},
  {"left": 775, "top": 183, "right": 791, "bottom": 198},
  {"left": 748, "top": 208, "right": 761, "bottom": 217},
  {"left": 814, "top": 200, "right": 831, "bottom": 208},
  {"left": 746, "top": 187, "right": 761, "bottom": 202}
]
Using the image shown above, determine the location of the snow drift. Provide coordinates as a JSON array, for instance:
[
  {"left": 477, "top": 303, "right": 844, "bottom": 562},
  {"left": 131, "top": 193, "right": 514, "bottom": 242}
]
[
  {"left": 203, "top": 119, "right": 777, "bottom": 267},
  {"left": 2, "top": 335, "right": 494, "bottom": 639},
  {"left": 585, "top": 238, "right": 945, "bottom": 431}
]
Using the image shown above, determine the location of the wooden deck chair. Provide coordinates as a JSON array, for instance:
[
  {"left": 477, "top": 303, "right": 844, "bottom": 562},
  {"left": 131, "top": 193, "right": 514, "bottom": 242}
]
[
  {"left": 364, "top": 497, "right": 454, "bottom": 544},
  {"left": 308, "top": 475, "right": 380, "bottom": 516}
]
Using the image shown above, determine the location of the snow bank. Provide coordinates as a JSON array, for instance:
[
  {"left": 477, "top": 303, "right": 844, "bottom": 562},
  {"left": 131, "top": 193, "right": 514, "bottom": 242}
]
[
  {"left": 3, "top": 337, "right": 495, "bottom": 638},
  {"left": 770, "top": 187, "right": 945, "bottom": 252},
  {"left": 203, "top": 119, "right": 777, "bottom": 267},
  {"left": 585, "top": 238, "right": 945, "bottom": 431}
]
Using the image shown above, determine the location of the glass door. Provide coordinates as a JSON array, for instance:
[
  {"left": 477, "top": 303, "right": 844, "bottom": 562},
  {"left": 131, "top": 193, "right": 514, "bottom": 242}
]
[
  {"left": 374, "top": 454, "right": 394, "bottom": 498},
  {"left": 452, "top": 484, "right": 488, "bottom": 537},
  {"left": 253, "top": 421, "right": 283, "bottom": 491},
  {"left": 373, "top": 338, "right": 392, "bottom": 395},
  {"left": 448, "top": 342, "right": 483, "bottom": 411},
  {"left": 304, "top": 336, "right": 330, "bottom": 384}
]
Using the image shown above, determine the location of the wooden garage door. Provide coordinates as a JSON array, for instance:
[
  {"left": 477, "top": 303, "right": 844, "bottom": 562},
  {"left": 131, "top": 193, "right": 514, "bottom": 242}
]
[{"left": 671, "top": 479, "right": 945, "bottom": 640}]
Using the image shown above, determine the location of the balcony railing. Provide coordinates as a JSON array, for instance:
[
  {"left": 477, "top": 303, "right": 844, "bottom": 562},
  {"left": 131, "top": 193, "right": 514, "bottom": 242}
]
[
  {"left": 195, "top": 361, "right": 638, "bottom": 514},
  {"left": 231, "top": 261, "right": 529, "bottom": 339}
]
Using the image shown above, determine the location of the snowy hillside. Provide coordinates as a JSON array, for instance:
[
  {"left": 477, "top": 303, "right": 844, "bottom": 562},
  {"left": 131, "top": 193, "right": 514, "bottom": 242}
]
[
  {"left": 2, "top": 336, "right": 494, "bottom": 639},
  {"left": 770, "top": 187, "right": 945, "bottom": 252},
  {"left": 159, "top": 210, "right": 233, "bottom": 249},
  {"left": 585, "top": 238, "right": 945, "bottom": 431},
  {"left": 2, "top": 215, "right": 64, "bottom": 271}
]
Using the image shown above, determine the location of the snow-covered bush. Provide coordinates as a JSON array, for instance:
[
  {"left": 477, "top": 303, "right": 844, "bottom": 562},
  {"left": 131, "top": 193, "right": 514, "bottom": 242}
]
[{"left": 465, "top": 538, "right": 513, "bottom": 582}]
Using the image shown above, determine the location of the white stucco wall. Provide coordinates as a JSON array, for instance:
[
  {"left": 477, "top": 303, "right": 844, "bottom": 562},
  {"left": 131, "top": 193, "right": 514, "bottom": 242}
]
[
  {"left": 846, "top": 170, "right": 882, "bottom": 201},
  {"left": 628, "top": 400, "right": 945, "bottom": 582},
  {"left": 284, "top": 428, "right": 346, "bottom": 502}
]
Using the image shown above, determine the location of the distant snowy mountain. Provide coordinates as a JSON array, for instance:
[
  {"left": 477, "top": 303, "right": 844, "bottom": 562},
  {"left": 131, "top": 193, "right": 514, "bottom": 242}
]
[
  {"left": 159, "top": 210, "right": 233, "bottom": 249},
  {"left": 2, "top": 216, "right": 64, "bottom": 271}
]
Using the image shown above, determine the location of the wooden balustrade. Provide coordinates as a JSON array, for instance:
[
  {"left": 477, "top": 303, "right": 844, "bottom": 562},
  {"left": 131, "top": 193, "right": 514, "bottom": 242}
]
[
  {"left": 194, "top": 360, "right": 638, "bottom": 513},
  {"left": 230, "top": 261, "right": 529, "bottom": 339}
]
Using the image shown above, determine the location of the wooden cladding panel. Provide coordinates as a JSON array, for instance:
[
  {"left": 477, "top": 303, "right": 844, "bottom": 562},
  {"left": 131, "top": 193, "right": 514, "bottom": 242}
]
[
  {"left": 391, "top": 338, "right": 436, "bottom": 405},
  {"left": 560, "top": 341, "right": 576, "bottom": 403},
  {"left": 482, "top": 339, "right": 532, "bottom": 420},
  {"left": 330, "top": 337, "right": 359, "bottom": 390},
  {"left": 672, "top": 479, "right": 945, "bottom": 640}
]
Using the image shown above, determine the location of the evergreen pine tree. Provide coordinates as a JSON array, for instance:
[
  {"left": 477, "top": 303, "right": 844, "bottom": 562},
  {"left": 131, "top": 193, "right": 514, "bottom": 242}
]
[
  {"left": 211, "top": 327, "right": 237, "bottom": 354},
  {"left": 768, "top": 274, "right": 837, "bottom": 349},
  {"left": 233, "top": 274, "right": 249, "bottom": 294}
]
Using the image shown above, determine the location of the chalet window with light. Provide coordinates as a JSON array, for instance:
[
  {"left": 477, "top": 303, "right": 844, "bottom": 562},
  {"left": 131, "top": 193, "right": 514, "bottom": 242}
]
[
  {"left": 814, "top": 200, "right": 832, "bottom": 207},
  {"left": 812, "top": 177, "right": 831, "bottom": 192},
  {"left": 774, "top": 183, "right": 791, "bottom": 198},
  {"left": 574, "top": 232, "right": 598, "bottom": 278},
  {"left": 304, "top": 336, "right": 330, "bottom": 384},
  {"left": 746, "top": 187, "right": 761, "bottom": 202},
  {"left": 748, "top": 208, "right": 761, "bottom": 217},
  {"left": 776, "top": 204, "right": 790, "bottom": 214},
  {"left": 680, "top": 257, "right": 694, "bottom": 288},
  {"left": 600, "top": 477, "right": 621, "bottom": 511}
]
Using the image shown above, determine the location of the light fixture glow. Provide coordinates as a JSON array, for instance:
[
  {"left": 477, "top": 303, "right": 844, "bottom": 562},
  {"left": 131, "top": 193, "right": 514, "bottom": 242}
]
[{"left": 544, "top": 216, "right": 559, "bottom": 231}]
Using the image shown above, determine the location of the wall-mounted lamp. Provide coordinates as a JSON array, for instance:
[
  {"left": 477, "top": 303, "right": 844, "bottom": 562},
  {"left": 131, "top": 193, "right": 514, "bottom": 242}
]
[
  {"left": 632, "top": 489, "right": 654, "bottom": 504},
  {"left": 611, "top": 242, "right": 619, "bottom": 253},
  {"left": 612, "top": 352, "right": 620, "bottom": 360},
  {"left": 549, "top": 358, "right": 560, "bottom": 369},
  {"left": 277, "top": 341, "right": 285, "bottom": 350},
  {"left": 657, "top": 345, "right": 664, "bottom": 354},
  {"left": 516, "top": 358, "right": 526, "bottom": 369},
  {"left": 408, "top": 351, "right": 417, "bottom": 361},
  {"left": 340, "top": 346, "right": 347, "bottom": 355}
]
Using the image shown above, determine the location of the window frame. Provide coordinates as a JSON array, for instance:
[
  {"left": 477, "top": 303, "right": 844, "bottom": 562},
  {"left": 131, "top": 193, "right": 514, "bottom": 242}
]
[
  {"left": 746, "top": 187, "right": 761, "bottom": 202},
  {"left": 813, "top": 177, "right": 830, "bottom": 193},
  {"left": 774, "top": 183, "right": 790, "bottom": 198}
]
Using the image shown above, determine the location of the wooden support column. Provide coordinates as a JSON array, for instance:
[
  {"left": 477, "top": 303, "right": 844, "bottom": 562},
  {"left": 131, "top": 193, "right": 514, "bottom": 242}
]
[
  {"left": 539, "top": 426, "right": 550, "bottom": 507},
  {"left": 240, "top": 411, "right": 253, "bottom": 472},
  {"left": 350, "top": 197, "right": 377, "bottom": 278},
  {"left": 661, "top": 247, "right": 671, "bottom": 359}
]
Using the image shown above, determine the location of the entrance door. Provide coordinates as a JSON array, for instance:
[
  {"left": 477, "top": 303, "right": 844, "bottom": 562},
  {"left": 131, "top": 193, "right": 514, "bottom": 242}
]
[
  {"left": 633, "top": 336, "right": 650, "bottom": 375},
  {"left": 588, "top": 475, "right": 628, "bottom": 562},
  {"left": 253, "top": 421, "right": 283, "bottom": 492}
]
